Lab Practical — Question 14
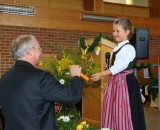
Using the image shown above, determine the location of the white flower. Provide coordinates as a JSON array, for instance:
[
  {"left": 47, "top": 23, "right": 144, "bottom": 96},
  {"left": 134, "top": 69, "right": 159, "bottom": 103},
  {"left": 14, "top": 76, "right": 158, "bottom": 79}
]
[
  {"left": 59, "top": 79, "right": 65, "bottom": 84},
  {"left": 57, "top": 116, "right": 64, "bottom": 121},
  {"left": 65, "top": 72, "right": 70, "bottom": 75},
  {"left": 63, "top": 116, "right": 70, "bottom": 122},
  {"left": 57, "top": 115, "right": 70, "bottom": 122}
]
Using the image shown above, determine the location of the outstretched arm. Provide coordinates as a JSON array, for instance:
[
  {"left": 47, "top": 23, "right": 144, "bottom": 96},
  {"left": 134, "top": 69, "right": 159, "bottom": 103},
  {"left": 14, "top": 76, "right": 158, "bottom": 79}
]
[{"left": 90, "top": 69, "right": 112, "bottom": 81}]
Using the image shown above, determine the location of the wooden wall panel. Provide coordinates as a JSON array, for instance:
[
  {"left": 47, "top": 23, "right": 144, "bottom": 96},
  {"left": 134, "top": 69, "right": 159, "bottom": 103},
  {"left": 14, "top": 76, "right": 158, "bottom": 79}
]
[
  {"left": 15, "top": 0, "right": 34, "bottom": 5},
  {"left": 129, "top": 17, "right": 149, "bottom": 27},
  {"left": 149, "top": 0, "right": 160, "bottom": 18},
  {"left": 147, "top": 18, "right": 160, "bottom": 28},
  {"left": 82, "top": 85, "right": 101, "bottom": 126},
  {"left": 3, "top": 0, "right": 14, "bottom": 3},
  {"left": 83, "top": 0, "right": 94, "bottom": 11},
  {"left": 15, "top": 0, "right": 49, "bottom": 7},
  {"left": 123, "top": 6, "right": 149, "bottom": 17},
  {"left": 2, "top": 0, "right": 83, "bottom": 10},
  {"left": 83, "top": 0, "right": 103, "bottom": 13},
  {"left": 103, "top": 2, "right": 149, "bottom": 17},
  {"left": 0, "top": 0, "right": 160, "bottom": 36},
  {"left": 35, "top": 7, "right": 81, "bottom": 20},
  {"left": 1, "top": 12, "right": 160, "bottom": 36},
  {"left": 103, "top": 3, "right": 123, "bottom": 15},
  {"left": 0, "top": 13, "right": 102, "bottom": 32},
  {"left": 51, "top": 0, "right": 82, "bottom": 10},
  {"left": 94, "top": 0, "right": 103, "bottom": 13}
]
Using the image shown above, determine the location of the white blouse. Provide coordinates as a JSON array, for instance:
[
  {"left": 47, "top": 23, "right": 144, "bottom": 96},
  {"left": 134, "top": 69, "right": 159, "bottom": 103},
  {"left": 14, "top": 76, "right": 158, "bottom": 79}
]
[{"left": 109, "top": 40, "right": 136, "bottom": 75}]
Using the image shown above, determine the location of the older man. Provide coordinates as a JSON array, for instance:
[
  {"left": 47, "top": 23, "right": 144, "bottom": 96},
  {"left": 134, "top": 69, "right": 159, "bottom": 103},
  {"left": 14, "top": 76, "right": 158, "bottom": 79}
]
[{"left": 0, "top": 35, "right": 83, "bottom": 130}]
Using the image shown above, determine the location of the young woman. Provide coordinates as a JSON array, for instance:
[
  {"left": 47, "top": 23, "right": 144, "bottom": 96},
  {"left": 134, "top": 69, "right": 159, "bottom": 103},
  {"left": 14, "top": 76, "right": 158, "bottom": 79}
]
[{"left": 91, "top": 18, "right": 146, "bottom": 130}]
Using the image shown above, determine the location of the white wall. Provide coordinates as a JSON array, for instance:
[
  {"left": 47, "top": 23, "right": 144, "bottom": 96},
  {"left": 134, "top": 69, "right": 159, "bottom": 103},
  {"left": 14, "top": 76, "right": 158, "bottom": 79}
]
[
  {"left": 103, "top": 0, "right": 148, "bottom": 7},
  {"left": 103, "top": 0, "right": 126, "bottom": 4},
  {"left": 133, "top": 0, "right": 148, "bottom": 7}
]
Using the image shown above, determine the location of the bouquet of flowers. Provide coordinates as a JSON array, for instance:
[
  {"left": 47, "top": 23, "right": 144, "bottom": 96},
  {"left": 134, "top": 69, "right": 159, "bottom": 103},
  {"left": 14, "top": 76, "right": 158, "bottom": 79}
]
[{"left": 38, "top": 34, "right": 102, "bottom": 129}]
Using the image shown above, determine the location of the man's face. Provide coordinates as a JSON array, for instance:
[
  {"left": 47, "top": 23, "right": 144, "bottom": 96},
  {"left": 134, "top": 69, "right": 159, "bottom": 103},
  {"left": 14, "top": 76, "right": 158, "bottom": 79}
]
[{"left": 32, "top": 38, "right": 42, "bottom": 66}]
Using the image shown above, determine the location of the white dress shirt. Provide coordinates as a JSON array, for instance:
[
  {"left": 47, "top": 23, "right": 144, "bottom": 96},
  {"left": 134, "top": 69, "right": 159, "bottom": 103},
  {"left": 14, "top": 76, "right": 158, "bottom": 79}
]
[{"left": 109, "top": 40, "right": 136, "bottom": 75}]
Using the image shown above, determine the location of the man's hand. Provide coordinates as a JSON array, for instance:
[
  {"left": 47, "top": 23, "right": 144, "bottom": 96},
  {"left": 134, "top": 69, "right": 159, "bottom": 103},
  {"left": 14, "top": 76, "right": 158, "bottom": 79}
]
[{"left": 70, "top": 65, "right": 81, "bottom": 77}]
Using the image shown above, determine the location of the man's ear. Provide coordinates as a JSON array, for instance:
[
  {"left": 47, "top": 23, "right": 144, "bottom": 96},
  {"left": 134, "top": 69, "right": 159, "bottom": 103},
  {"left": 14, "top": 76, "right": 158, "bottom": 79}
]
[{"left": 27, "top": 49, "right": 33, "bottom": 57}]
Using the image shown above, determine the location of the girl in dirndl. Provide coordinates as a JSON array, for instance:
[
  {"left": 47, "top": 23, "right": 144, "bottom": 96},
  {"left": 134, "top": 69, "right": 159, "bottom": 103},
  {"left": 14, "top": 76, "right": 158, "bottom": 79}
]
[{"left": 91, "top": 18, "right": 146, "bottom": 130}]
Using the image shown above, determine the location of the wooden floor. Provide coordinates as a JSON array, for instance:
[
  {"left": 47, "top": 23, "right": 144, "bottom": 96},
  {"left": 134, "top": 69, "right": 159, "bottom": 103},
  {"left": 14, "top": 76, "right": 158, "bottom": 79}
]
[
  {"left": 144, "top": 105, "right": 160, "bottom": 130},
  {"left": 95, "top": 104, "right": 160, "bottom": 130},
  {"left": 0, "top": 105, "right": 160, "bottom": 130}
]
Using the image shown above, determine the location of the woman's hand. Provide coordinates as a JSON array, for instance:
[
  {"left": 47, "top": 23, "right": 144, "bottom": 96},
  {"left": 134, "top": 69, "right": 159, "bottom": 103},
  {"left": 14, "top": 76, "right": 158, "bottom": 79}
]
[
  {"left": 91, "top": 69, "right": 112, "bottom": 81},
  {"left": 90, "top": 72, "right": 102, "bottom": 81},
  {"left": 104, "top": 63, "right": 107, "bottom": 70}
]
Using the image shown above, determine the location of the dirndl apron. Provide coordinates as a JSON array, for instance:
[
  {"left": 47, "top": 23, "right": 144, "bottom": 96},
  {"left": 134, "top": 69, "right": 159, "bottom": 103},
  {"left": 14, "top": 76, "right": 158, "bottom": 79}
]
[{"left": 101, "top": 69, "right": 133, "bottom": 130}]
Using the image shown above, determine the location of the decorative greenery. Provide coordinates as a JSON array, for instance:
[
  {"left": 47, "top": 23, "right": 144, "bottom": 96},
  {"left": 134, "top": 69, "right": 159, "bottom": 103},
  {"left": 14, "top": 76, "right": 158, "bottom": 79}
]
[
  {"left": 79, "top": 33, "right": 113, "bottom": 58},
  {"left": 56, "top": 114, "right": 79, "bottom": 130},
  {"left": 39, "top": 45, "right": 100, "bottom": 84},
  {"left": 80, "top": 33, "right": 102, "bottom": 54},
  {"left": 55, "top": 104, "right": 80, "bottom": 130},
  {"left": 55, "top": 118, "right": 96, "bottom": 130},
  {"left": 134, "top": 62, "right": 158, "bottom": 100}
]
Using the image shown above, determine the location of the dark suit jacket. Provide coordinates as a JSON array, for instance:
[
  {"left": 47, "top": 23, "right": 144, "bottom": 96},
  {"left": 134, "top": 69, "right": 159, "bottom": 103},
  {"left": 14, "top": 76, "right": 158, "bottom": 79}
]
[{"left": 0, "top": 61, "right": 83, "bottom": 130}]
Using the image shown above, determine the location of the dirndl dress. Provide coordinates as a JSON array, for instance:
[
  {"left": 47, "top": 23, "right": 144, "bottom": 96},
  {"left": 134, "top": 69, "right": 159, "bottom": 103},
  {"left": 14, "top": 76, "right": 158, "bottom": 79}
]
[{"left": 101, "top": 69, "right": 146, "bottom": 130}]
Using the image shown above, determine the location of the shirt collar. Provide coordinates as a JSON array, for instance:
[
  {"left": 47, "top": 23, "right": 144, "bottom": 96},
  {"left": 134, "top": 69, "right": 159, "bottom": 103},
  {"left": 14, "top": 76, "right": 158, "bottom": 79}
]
[
  {"left": 113, "top": 40, "right": 129, "bottom": 52},
  {"left": 117, "top": 40, "right": 129, "bottom": 48},
  {"left": 15, "top": 60, "right": 34, "bottom": 67}
]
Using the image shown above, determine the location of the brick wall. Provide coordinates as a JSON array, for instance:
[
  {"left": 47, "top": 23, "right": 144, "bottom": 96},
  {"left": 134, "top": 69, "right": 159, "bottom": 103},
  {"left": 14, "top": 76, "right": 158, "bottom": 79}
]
[
  {"left": 0, "top": 25, "right": 160, "bottom": 76},
  {"left": 150, "top": 36, "right": 160, "bottom": 56}
]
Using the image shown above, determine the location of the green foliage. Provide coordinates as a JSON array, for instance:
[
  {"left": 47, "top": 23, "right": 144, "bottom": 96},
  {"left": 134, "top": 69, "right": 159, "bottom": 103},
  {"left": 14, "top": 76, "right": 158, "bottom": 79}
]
[
  {"left": 38, "top": 38, "right": 101, "bottom": 129},
  {"left": 134, "top": 62, "right": 158, "bottom": 100},
  {"left": 56, "top": 105, "right": 79, "bottom": 130}
]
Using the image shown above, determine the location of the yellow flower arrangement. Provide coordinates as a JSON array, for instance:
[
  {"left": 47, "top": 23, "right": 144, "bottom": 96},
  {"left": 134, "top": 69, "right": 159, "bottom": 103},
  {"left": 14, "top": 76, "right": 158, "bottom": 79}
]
[
  {"left": 38, "top": 35, "right": 102, "bottom": 130},
  {"left": 38, "top": 39, "right": 100, "bottom": 86},
  {"left": 76, "top": 121, "right": 90, "bottom": 130}
]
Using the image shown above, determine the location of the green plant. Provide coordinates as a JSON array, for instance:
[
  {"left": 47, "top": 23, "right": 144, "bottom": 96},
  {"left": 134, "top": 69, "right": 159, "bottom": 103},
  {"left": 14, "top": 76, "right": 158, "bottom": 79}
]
[
  {"left": 38, "top": 35, "right": 102, "bottom": 129},
  {"left": 134, "top": 62, "right": 158, "bottom": 101}
]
